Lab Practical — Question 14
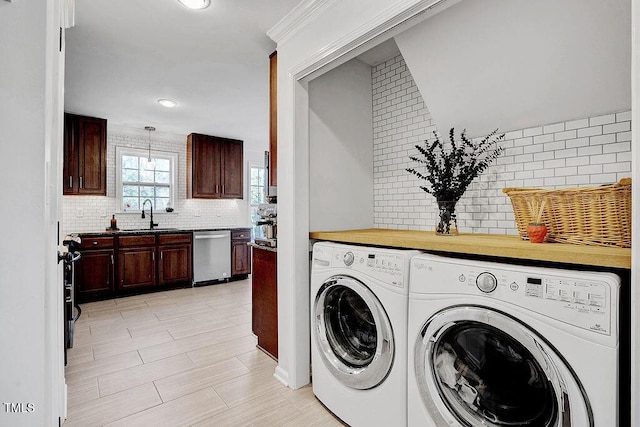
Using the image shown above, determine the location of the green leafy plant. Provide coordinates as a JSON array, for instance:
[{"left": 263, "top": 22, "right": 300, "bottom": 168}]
[{"left": 406, "top": 128, "right": 505, "bottom": 202}]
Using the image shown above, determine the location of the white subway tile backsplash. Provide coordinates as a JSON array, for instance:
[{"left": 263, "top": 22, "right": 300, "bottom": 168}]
[
  {"left": 604, "top": 162, "right": 631, "bottom": 173},
  {"left": 603, "top": 122, "right": 630, "bottom": 134},
  {"left": 577, "top": 146, "right": 602, "bottom": 156},
  {"left": 533, "top": 134, "right": 554, "bottom": 144},
  {"left": 616, "top": 111, "right": 632, "bottom": 122},
  {"left": 523, "top": 126, "right": 543, "bottom": 137},
  {"left": 566, "top": 137, "right": 590, "bottom": 148},
  {"left": 590, "top": 114, "right": 616, "bottom": 126},
  {"left": 372, "top": 54, "right": 631, "bottom": 234},
  {"left": 577, "top": 126, "right": 602, "bottom": 138},
  {"left": 565, "top": 118, "right": 589, "bottom": 130},
  {"left": 616, "top": 131, "right": 632, "bottom": 142},
  {"left": 554, "top": 130, "right": 577, "bottom": 141},
  {"left": 543, "top": 122, "right": 565, "bottom": 134},
  {"left": 589, "top": 134, "right": 616, "bottom": 145}
]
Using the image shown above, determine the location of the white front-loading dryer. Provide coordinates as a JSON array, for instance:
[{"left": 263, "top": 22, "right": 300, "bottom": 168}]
[
  {"left": 311, "top": 242, "right": 420, "bottom": 427},
  {"left": 408, "top": 254, "right": 620, "bottom": 427}
]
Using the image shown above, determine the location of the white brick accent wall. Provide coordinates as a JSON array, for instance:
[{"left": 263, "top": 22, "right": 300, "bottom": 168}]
[
  {"left": 62, "top": 127, "right": 244, "bottom": 234},
  {"left": 373, "top": 55, "right": 632, "bottom": 235}
]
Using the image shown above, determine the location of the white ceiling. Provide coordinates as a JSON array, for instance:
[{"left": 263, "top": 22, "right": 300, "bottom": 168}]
[{"left": 64, "top": 0, "right": 301, "bottom": 149}]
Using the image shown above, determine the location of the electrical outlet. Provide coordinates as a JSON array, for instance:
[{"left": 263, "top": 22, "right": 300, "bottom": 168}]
[
  {"left": 194, "top": 209, "right": 201, "bottom": 217},
  {"left": 100, "top": 209, "right": 107, "bottom": 217},
  {"left": 75, "top": 208, "right": 83, "bottom": 218}
]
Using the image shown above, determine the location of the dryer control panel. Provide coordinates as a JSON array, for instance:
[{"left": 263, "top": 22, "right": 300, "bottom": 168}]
[
  {"left": 334, "top": 249, "right": 406, "bottom": 287},
  {"left": 410, "top": 255, "right": 620, "bottom": 338},
  {"left": 313, "top": 242, "right": 417, "bottom": 289}
]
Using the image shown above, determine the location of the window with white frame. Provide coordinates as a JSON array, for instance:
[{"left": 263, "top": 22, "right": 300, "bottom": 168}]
[
  {"left": 249, "top": 162, "right": 266, "bottom": 235},
  {"left": 116, "top": 146, "right": 177, "bottom": 212}
]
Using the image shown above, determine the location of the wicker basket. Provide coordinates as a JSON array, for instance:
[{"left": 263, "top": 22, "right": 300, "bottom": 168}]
[{"left": 503, "top": 178, "right": 632, "bottom": 247}]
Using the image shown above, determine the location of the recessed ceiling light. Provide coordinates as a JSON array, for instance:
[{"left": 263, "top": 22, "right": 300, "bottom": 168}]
[
  {"left": 158, "top": 99, "right": 178, "bottom": 108},
  {"left": 177, "top": 0, "right": 210, "bottom": 10}
]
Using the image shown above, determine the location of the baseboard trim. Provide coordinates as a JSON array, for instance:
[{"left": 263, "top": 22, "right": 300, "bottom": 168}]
[{"left": 273, "top": 365, "right": 289, "bottom": 387}]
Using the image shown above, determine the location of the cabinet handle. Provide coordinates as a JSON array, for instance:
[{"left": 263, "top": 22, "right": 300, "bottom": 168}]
[
  {"left": 79, "top": 176, "right": 83, "bottom": 189},
  {"left": 222, "top": 185, "right": 225, "bottom": 193},
  {"left": 161, "top": 251, "right": 163, "bottom": 260},
  {"left": 110, "top": 254, "right": 114, "bottom": 264},
  {"left": 69, "top": 176, "right": 73, "bottom": 188},
  {"left": 152, "top": 252, "right": 155, "bottom": 261}
]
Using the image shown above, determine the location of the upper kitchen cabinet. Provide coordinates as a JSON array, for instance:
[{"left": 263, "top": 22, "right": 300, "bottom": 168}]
[
  {"left": 187, "top": 133, "right": 243, "bottom": 199},
  {"left": 63, "top": 113, "right": 107, "bottom": 195}
]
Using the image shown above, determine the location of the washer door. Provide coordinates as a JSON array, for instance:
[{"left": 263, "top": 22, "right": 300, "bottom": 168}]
[
  {"left": 314, "top": 275, "right": 394, "bottom": 390},
  {"left": 415, "top": 306, "right": 592, "bottom": 427}
]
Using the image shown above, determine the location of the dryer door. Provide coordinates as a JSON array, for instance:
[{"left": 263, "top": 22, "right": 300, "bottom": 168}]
[
  {"left": 415, "top": 306, "right": 592, "bottom": 427},
  {"left": 314, "top": 275, "right": 394, "bottom": 390}
]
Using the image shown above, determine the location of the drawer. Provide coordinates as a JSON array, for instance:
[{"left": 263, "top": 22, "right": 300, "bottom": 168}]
[
  {"left": 118, "top": 235, "right": 156, "bottom": 247},
  {"left": 231, "top": 229, "right": 251, "bottom": 240},
  {"left": 158, "top": 233, "right": 192, "bottom": 245},
  {"left": 80, "top": 236, "right": 115, "bottom": 249}
]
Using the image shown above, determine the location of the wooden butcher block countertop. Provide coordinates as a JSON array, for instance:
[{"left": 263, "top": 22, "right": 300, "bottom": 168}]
[{"left": 309, "top": 229, "right": 631, "bottom": 269}]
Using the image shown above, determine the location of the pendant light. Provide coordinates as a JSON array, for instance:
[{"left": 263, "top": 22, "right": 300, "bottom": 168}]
[{"left": 144, "top": 126, "right": 156, "bottom": 170}]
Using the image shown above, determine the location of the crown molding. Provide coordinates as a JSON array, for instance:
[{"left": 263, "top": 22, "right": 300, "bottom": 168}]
[
  {"left": 290, "top": 0, "right": 459, "bottom": 79},
  {"left": 267, "top": 0, "right": 339, "bottom": 45}
]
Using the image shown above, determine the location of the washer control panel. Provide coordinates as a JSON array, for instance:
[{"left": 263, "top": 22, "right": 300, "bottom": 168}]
[
  {"left": 330, "top": 248, "right": 408, "bottom": 288},
  {"left": 411, "top": 256, "right": 619, "bottom": 337}
]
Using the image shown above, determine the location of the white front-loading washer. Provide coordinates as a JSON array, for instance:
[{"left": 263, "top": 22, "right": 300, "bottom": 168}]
[
  {"left": 311, "top": 242, "right": 420, "bottom": 427},
  {"left": 408, "top": 254, "right": 620, "bottom": 427}
]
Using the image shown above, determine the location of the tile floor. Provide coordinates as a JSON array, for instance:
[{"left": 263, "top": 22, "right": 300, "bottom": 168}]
[{"left": 64, "top": 279, "right": 343, "bottom": 426}]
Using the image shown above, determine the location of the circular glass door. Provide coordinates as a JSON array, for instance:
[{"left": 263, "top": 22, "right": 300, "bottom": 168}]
[
  {"left": 415, "top": 306, "right": 592, "bottom": 427},
  {"left": 314, "top": 275, "right": 394, "bottom": 390}
]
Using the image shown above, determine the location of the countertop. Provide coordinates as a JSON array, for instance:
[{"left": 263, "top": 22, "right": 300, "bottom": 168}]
[
  {"left": 78, "top": 227, "right": 251, "bottom": 236},
  {"left": 248, "top": 242, "right": 278, "bottom": 253},
  {"left": 309, "top": 228, "right": 631, "bottom": 269}
]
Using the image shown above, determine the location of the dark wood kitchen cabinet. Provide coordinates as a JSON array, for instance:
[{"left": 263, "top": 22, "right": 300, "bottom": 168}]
[
  {"left": 118, "top": 235, "right": 156, "bottom": 290},
  {"left": 76, "top": 236, "right": 115, "bottom": 301},
  {"left": 63, "top": 113, "right": 107, "bottom": 195},
  {"left": 252, "top": 246, "right": 277, "bottom": 359},
  {"left": 187, "top": 133, "right": 243, "bottom": 199},
  {"left": 231, "top": 229, "right": 251, "bottom": 277},
  {"left": 157, "top": 233, "right": 192, "bottom": 285},
  {"left": 75, "top": 231, "right": 194, "bottom": 301}
]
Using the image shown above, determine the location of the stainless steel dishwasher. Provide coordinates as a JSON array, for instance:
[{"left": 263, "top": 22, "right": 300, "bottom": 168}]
[{"left": 193, "top": 230, "right": 231, "bottom": 284}]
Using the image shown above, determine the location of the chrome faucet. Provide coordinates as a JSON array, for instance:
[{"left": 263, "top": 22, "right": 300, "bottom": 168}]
[{"left": 141, "top": 199, "right": 158, "bottom": 229}]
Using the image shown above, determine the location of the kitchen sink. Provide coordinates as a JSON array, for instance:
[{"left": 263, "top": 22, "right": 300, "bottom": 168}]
[{"left": 122, "top": 228, "right": 179, "bottom": 233}]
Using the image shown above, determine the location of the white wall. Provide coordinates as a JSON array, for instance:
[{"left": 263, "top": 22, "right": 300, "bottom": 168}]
[
  {"left": 395, "top": 0, "right": 632, "bottom": 137},
  {"left": 63, "top": 125, "right": 262, "bottom": 234},
  {"left": 372, "top": 55, "right": 632, "bottom": 233},
  {"left": 0, "top": 0, "right": 65, "bottom": 425},
  {"left": 309, "top": 58, "right": 374, "bottom": 231}
]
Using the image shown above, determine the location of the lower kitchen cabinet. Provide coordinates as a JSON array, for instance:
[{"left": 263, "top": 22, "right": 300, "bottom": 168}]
[
  {"left": 76, "top": 249, "right": 114, "bottom": 299},
  {"left": 158, "top": 233, "right": 192, "bottom": 285},
  {"left": 251, "top": 246, "right": 277, "bottom": 359},
  {"left": 231, "top": 229, "right": 251, "bottom": 277},
  {"left": 118, "top": 235, "right": 156, "bottom": 290},
  {"left": 76, "top": 236, "right": 115, "bottom": 301},
  {"left": 118, "top": 247, "right": 156, "bottom": 289}
]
